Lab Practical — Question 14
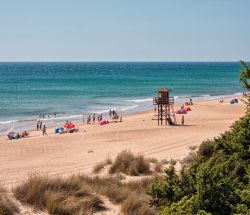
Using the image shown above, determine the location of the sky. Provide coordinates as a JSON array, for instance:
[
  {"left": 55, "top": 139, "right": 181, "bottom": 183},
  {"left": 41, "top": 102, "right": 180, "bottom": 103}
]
[{"left": 0, "top": 0, "right": 249, "bottom": 61}]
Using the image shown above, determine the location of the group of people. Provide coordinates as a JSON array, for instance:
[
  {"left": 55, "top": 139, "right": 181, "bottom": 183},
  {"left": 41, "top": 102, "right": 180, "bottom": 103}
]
[
  {"left": 82, "top": 109, "right": 123, "bottom": 125},
  {"left": 36, "top": 121, "right": 47, "bottom": 135},
  {"left": 39, "top": 112, "right": 57, "bottom": 119},
  {"left": 84, "top": 114, "right": 103, "bottom": 124},
  {"left": 7, "top": 131, "right": 29, "bottom": 140},
  {"left": 109, "top": 109, "right": 117, "bottom": 119},
  {"left": 109, "top": 109, "right": 122, "bottom": 121}
]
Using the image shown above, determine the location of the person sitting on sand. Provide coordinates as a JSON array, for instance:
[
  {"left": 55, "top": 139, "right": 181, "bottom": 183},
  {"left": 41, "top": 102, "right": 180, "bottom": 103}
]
[
  {"left": 15, "top": 133, "right": 21, "bottom": 139},
  {"left": 21, "top": 131, "right": 29, "bottom": 138},
  {"left": 42, "top": 125, "right": 47, "bottom": 136}
]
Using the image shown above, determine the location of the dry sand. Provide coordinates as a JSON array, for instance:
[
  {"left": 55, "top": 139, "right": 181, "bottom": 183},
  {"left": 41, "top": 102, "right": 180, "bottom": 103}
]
[{"left": 0, "top": 96, "right": 245, "bottom": 188}]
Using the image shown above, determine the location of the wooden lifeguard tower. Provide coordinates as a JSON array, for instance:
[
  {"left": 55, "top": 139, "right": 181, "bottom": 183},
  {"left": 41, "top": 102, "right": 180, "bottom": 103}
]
[{"left": 153, "top": 88, "right": 176, "bottom": 125}]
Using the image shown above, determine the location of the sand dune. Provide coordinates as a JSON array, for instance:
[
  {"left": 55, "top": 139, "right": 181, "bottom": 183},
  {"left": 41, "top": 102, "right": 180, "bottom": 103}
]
[{"left": 0, "top": 97, "right": 245, "bottom": 188}]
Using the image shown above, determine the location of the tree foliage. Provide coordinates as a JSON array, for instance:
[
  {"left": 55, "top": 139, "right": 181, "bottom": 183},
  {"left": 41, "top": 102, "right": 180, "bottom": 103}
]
[{"left": 240, "top": 60, "right": 250, "bottom": 113}]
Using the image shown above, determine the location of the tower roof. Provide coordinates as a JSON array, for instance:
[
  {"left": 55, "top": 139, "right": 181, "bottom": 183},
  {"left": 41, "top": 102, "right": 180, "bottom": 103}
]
[{"left": 156, "top": 88, "right": 170, "bottom": 93}]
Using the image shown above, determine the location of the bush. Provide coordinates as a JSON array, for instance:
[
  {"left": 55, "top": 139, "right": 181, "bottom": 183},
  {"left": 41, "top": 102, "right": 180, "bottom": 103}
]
[
  {"left": 109, "top": 150, "right": 150, "bottom": 176},
  {"left": 197, "top": 140, "right": 214, "bottom": 158},
  {"left": 150, "top": 114, "right": 250, "bottom": 214}
]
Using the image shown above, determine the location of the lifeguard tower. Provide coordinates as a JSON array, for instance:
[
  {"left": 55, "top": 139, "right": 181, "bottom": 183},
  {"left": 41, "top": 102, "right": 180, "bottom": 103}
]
[{"left": 153, "top": 88, "right": 176, "bottom": 125}]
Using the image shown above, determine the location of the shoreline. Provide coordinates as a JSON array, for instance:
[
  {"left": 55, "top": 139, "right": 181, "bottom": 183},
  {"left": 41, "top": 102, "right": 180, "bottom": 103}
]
[
  {"left": 0, "top": 95, "right": 245, "bottom": 188},
  {"left": 0, "top": 92, "right": 244, "bottom": 136}
]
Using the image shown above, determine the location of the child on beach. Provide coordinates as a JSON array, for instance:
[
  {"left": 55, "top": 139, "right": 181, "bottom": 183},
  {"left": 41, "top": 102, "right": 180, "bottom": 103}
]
[{"left": 42, "top": 125, "right": 47, "bottom": 136}]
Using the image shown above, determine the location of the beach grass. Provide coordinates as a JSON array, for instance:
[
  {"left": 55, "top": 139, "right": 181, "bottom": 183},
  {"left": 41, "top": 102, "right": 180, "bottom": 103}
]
[
  {"left": 13, "top": 175, "right": 105, "bottom": 214},
  {"left": 0, "top": 187, "right": 19, "bottom": 215},
  {"left": 92, "top": 157, "right": 113, "bottom": 174},
  {"left": 13, "top": 173, "right": 157, "bottom": 215},
  {"left": 109, "top": 150, "right": 151, "bottom": 176}
]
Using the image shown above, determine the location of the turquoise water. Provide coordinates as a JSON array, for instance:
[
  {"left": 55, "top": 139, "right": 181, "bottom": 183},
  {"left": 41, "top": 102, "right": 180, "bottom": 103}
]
[{"left": 0, "top": 62, "right": 244, "bottom": 134}]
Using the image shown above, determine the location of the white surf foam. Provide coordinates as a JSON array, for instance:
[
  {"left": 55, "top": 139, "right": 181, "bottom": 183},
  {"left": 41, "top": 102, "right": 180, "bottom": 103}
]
[
  {"left": 125, "top": 98, "right": 152, "bottom": 103},
  {"left": 0, "top": 120, "right": 17, "bottom": 124}
]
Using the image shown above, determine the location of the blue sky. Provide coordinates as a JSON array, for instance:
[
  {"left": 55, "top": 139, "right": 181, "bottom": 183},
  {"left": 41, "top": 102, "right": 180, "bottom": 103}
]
[{"left": 0, "top": 0, "right": 249, "bottom": 61}]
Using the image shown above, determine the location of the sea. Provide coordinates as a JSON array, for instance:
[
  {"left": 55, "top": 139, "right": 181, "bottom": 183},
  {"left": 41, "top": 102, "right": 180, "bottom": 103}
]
[{"left": 0, "top": 62, "right": 245, "bottom": 135}]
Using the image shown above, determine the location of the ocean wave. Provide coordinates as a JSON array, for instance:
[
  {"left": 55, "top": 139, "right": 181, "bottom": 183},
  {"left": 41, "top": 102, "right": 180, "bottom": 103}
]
[
  {"left": 0, "top": 120, "right": 17, "bottom": 124},
  {"left": 120, "top": 105, "right": 139, "bottom": 112},
  {"left": 40, "top": 114, "right": 83, "bottom": 121},
  {"left": 125, "top": 98, "right": 152, "bottom": 103},
  {"left": 233, "top": 92, "right": 242, "bottom": 96}
]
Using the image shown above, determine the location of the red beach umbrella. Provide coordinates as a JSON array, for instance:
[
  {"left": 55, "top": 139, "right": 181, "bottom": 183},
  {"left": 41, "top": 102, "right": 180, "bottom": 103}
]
[{"left": 66, "top": 123, "right": 75, "bottom": 129}]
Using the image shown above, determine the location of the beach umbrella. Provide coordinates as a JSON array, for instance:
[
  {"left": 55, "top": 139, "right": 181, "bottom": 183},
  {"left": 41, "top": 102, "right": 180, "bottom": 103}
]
[
  {"left": 64, "top": 122, "right": 75, "bottom": 129},
  {"left": 68, "top": 123, "right": 75, "bottom": 129}
]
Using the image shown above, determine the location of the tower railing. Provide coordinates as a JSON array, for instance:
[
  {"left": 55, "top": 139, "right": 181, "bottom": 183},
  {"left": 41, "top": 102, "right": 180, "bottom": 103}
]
[{"left": 153, "top": 97, "right": 174, "bottom": 105}]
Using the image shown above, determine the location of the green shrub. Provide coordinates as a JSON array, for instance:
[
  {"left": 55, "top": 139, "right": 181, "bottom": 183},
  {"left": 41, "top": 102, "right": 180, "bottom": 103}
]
[{"left": 150, "top": 114, "right": 250, "bottom": 214}]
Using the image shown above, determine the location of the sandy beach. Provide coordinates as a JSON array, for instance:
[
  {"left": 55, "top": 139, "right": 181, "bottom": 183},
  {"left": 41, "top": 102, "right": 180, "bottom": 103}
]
[{"left": 0, "top": 96, "right": 245, "bottom": 188}]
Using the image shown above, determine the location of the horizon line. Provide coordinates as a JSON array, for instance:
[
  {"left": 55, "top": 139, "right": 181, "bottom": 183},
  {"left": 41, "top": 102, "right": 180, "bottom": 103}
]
[{"left": 0, "top": 60, "right": 248, "bottom": 63}]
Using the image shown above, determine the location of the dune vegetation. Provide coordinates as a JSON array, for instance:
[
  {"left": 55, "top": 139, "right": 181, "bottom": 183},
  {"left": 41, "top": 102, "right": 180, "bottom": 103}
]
[
  {"left": 0, "top": 187, "right": 19, "bottom": 215},
  {"left": 13, "top": 174, "right": 157, "bottom": 215}
]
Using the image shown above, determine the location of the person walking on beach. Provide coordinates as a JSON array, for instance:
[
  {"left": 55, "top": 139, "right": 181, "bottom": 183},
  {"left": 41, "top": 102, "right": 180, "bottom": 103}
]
[
  {"left": 109, "top": 109, "right": 112, "bottom": 118},
  {"left": 93, "top": 114, "right": 96, "bottom": 124},
  {"left": 100, "top": 114, "right": 102, "bottom": 121},
  {"left": 42, "top": 125, "right": 47, "bottom": 136},
  {"left": 82, "top": 115, "right": 85, "bottom": 124}
]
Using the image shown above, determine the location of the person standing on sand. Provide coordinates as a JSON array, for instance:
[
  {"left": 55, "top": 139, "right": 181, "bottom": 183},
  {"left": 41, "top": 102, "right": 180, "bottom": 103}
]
[
  {"left": 190, "top": 97, "right": 193, "bottom": 105},
  {"left": 39, "top": 121, "right": 43, "bottom": 130},
  {"left": 181, "top": 115, "right": 185, "bottom": 125},
  {"left": 42, "top": 125, "right": 47, "bottom": 136},
  {"left": 37, "top": 121, "right": 40, "bottom": 130},
  {"left": 93, "top": 114, "right": 96, "bottom": 124},
  {"left": 82, "top": 115, "right": 85, "bottom": 124},
  {"left": 100, "top": 114, "right": 102, "bottom": 121}
]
